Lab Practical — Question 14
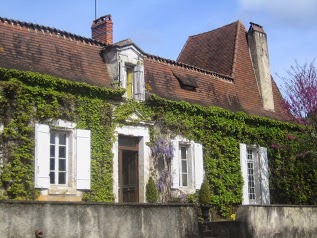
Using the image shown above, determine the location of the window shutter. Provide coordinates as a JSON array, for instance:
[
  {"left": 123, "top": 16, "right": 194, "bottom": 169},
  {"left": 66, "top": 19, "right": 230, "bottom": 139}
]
[
  {"left": 171, "top": 140, "right": 179, "bottom": 189},
  {"left": 133, "top": 64, "right": 144, "bottom": 101},
  {"left": 34, "top": 123, "right": 50, "bottom": 188},
  {"left": 76, "top": 129, "right": 91, "bottom": 190},
  {"left": 239, "top": 143, "right": 249, "bottom": 205},
  {"left": 194, "top": 143, "right": 204, "bottom": 189},
  {"left": 259, "top": 147, "right": 270, "bottom": 205}
]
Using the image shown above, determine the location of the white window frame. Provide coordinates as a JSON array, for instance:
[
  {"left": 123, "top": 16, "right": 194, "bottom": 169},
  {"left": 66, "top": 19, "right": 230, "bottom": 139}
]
[
  {"left": 171, "top": 136, "right": 204, "bottom": 194},
  {"left": 49, "top": 130, "right": 69, "bottom": 186},
  {"left": 240, "top": 143, "right": 270, "bottom": 205},
  {"left": 34, "top": 120, "right": 91, "bottom": 194},
  {"left": 179, "top": 144, "right": 189, "bottom": 187}
]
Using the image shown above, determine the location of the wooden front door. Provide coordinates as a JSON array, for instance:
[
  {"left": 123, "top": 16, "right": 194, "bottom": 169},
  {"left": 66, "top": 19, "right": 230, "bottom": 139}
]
[{"left": 118, "top": 136, "right": 139, "bottom": 202}]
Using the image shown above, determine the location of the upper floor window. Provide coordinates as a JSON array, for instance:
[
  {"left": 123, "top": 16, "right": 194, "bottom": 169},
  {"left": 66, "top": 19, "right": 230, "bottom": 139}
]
[
  {"left": 240, "top": 143, "right": 270, "bottom": 205},
  {"left": 102, "top": 42, "right": 145, "bottom": 101},
  {"left": 34, "top": 120, "right": 91, "bottom": 193},
  {"left": 126, "top": 66, "right": 134, "bottom": 98}
]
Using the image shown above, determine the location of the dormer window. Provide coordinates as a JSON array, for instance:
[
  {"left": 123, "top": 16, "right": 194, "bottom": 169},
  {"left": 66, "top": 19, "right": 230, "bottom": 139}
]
[
  {"left": 172, "top": 71, "right": 198, "bottom": 91},
  {"left": 126, "top": 66, "right": 134, "bottom": 98},
  {"left": 102, "top": 40, "right": 145, "bottom": 101}
]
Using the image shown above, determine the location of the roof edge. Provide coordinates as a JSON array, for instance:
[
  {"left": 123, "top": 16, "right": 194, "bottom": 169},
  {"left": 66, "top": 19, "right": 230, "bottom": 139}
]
[
  {"left": 146, "top": 53, "right": 234, "bottom": 83},
  {"left": 0, "top": 16, "right": 107, "bottom": 47},
  {"left": 231, "top": 20, "right": 244, "bottom": 77}
]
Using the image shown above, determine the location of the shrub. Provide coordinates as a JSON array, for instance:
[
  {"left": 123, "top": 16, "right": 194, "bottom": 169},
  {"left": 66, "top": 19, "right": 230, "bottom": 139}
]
[
  {"left": 146, "top": 177, "right": 159, "bottom": 203},
  {"left": 199, "top": 178, "right": 212, "bottom": 206}
]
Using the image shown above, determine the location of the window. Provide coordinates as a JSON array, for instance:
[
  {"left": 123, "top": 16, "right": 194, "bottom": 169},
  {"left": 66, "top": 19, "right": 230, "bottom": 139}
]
[
  {"left": 247, "top": 149, "right": 256, "bottom": 202},
  {"left": 50, "top": 131, "right": 68, "bottom": 185},
  {"left": 34, "top": 121, "right": 91, "bottom": 191},
  {"left": 123, "top": 64, "right": 144, "bottom": 100},
  {"left": 180, "top": 145, "right": 189, "bottom": 187},
  {"left": 126, "top": 67, "right": 134, "bottom": 98},
  {"left": 240, "top": 144, "right": 270, "bottom": 205},
  {"left": 171, "top": 137, "right": 204, "bottom": 193}
]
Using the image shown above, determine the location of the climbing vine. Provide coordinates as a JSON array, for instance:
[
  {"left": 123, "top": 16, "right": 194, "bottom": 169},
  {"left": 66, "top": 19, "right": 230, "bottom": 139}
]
[
  {"left": 0, "top": 68, "right": 123, "bottom": 201},
  {"left": 0, "top": 68, "right": 315, "bottom": 219}
]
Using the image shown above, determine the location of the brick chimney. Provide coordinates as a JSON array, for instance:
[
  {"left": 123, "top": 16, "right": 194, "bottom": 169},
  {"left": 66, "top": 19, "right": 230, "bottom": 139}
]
[
  {"left": 248, "top": 22, "right": 275, "bottom": 111},
  {"left": 91, "top": 15, "right": 113, "bottom": 44}
]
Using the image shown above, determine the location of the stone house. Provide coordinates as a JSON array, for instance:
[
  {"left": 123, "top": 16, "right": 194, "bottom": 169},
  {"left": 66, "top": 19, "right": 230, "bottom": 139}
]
[{"left": 0, "top": 14, "right": 291, "bottom": 208}]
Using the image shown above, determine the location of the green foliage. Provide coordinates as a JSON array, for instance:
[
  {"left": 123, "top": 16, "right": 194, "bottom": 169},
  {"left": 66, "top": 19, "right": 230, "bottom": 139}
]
[
  {"left": 1, "top": 67, "right": 316, "bottom": 219},
  {"left": 146, "top": 177, "right": 159, "bottom": 203},
  {"left": 145, "top": 95, "right": 313, "bottom": 217},
  {"left": 199, "top": 178, "right": 212, "bottom": 206},
  {"left": 0, "top": 68, "right": 119, "bottom": 201}
]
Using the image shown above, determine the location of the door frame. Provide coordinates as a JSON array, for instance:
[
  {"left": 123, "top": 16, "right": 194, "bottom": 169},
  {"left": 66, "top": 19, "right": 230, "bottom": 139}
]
[
  {"left": 112, "top": 125, "right": 151, "bottom": 203},
  {"left": 118, "top": 136, "right": 139, "bottom": 202}
]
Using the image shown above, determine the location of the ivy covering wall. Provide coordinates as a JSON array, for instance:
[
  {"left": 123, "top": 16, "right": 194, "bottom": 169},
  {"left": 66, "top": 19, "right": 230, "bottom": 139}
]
[{"left": 0, "top": 68, "right": 316, "bottom": 218}]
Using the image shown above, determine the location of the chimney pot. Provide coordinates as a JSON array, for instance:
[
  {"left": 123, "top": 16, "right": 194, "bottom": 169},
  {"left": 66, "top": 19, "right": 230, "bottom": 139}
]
[{"left": 91, "top": 14, "right": 113, "bottom": 44}]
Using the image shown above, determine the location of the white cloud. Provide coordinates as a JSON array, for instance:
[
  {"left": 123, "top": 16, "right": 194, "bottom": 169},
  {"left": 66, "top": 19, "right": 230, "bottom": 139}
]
[{"left": 238, "top": 0, "right": 317, "bottom": 26}]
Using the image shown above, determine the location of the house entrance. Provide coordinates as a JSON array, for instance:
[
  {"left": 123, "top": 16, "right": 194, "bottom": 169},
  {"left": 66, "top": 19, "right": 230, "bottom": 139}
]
[{"left": 118, "top": 136, "right": 139, "bottom": 202}]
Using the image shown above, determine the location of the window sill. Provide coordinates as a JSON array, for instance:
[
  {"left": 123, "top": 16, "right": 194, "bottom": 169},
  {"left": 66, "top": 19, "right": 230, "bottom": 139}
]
[{"left": 48, "top": 187, "right": 77, "bottom": 195}]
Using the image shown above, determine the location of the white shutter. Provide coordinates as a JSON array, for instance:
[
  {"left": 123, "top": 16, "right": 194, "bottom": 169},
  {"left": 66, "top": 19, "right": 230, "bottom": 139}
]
[
  {"left": 34, "top": 123, "right": 50, "bottom": 188},
  {"left": 239, "top": 143, "right": 249, "bottom": 205},
  {"left": 171, "top": 140, "right": 179, "bottom": 189},
  {"left": 259, "top": 147, "right": 270, "bottom": 205},
  {"left": 194, "top": 143, "right": 204, "bottom": 189},
  {"left": 76, "top": 129, "right": 91, "bottom": 190},
  {"left": 133, "top": 64, "right": 144, "bottom": 101}
]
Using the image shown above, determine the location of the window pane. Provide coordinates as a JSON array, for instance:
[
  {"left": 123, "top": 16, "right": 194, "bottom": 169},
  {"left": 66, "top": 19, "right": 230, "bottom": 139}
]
[
  {"left": 59, "top": 133, "right": 66, "bottom": 145},
  {"left": 182, "top": 160, "right": 187, "bottom": 173},
  {"left": 58, "top": 172, "right": 66, "bottom": 184},
  {"left": 59, "top": 159, "right": 66, "bottom": 171},
  {"left": 59, "top": 146, "right": 66, "bottom": 158},
  {"left": 50, "top": 145, "right": 55, "bottom": 157},
  {"left": 182, "top": 174, "right": 188, "bottom": 186},
  {"left": 50, "top": 132, "right": 55, "bottom": 144},
  {"left": 50, "top": 172, "right": 55, "bottom": 184},
  {"left": 181, "top": 147, "right": 187, "bottom": 160},
  {"left": 119, "top": 136, "right": 138, "bottom": 147},
  {"left": 50, "top": 158, "right": 55, "bottom": 170}
]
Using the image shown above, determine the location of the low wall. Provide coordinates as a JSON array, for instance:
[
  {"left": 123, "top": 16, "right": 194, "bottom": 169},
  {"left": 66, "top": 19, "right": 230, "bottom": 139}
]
[
  {"left": 237, "top": 205, "right": 317, "bottom": 238},
  {"left": 0, "top": 201, "right": 199, "bottom": 238}
]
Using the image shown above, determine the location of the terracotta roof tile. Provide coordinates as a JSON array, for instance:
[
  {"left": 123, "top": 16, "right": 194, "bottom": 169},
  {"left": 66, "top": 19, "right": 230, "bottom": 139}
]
[
  {"left": 177, "top": 21, "right": 239, "bottom": 76},
  {"left": 144, "top": 57, "right": 243, "bottom": 112},
  {"left": 0, "top": 17, "right": 112, "bottom": 87}
]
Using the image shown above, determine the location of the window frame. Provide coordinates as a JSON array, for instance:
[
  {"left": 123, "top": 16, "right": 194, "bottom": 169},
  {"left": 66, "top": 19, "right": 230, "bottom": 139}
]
[
  {"left": 171, "top": 136, "right": 204, "bottom": 193},
  {"left": 240, "top": 143, "right": 270, "bottom": 205},
  {"left": 49, "top": 130, "right": 70, "bottom": 186},
  {"left": 179, "top": 144, "right": 190, "bottom": 187},
  {"left": 34, "top": 121, "right": 91, "bottom": 193}
]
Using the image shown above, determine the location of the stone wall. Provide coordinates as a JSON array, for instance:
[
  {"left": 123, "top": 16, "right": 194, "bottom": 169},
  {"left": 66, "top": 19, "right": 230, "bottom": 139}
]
[
  {"left": 237, "top": 205, "right": 317, "bottom": 238},
  {"left": 0, "top": 201, "right": 199, "bottom": 238}
]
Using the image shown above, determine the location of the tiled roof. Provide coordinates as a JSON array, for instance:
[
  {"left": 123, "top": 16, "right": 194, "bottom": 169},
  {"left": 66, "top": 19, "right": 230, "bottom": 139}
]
[
  {"left": 177, "top": 21, "right": 239, "bottom": 76},
  {"left": 0, "top": 17, "right": 112, "bottom": 87},
  {"left": 163, "top": 20, "right": 290, "bottom": 120},
  {"left": 144, "top": 56, "right": 243, "bottom": 112},
  {"left": 0, "top": 16, "right": 290, "bottom": 121}
]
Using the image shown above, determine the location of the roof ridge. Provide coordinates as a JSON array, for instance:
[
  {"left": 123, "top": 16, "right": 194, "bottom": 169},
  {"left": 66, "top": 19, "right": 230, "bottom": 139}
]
[
  {"left": 188, "top": 20, "right": 240, "bottom": 39},
  {"left": 0, "top": 16, "right": 107, "bottom": 47},
  {"left": 231, "top": 20, "right": 244, "bottom": 77},
  {"left": 145, "top": 53, "right": 234, "bottom": 83}
]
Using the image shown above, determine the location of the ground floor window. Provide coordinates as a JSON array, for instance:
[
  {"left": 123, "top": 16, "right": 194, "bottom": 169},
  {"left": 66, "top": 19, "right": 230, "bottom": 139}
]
[{"left": 240, "top": 143, "right": 270, "bottom": 205}]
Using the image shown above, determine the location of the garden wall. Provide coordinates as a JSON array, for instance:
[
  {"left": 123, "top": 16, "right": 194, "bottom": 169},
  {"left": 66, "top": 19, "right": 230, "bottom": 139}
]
[
  {"left": 0, "top": 201, "right": 199, "bottom": 238},
  {"left": 237, "top": 205, "right": 317, "bottom": 238}
]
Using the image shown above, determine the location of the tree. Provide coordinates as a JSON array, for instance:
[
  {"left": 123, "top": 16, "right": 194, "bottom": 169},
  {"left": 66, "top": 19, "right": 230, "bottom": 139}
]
[{"left": 281, "top": 60, "right": 317, "bottom": 125}]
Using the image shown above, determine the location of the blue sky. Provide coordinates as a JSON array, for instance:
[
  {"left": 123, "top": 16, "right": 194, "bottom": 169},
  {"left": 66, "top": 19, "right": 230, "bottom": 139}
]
[{"left": 1, "top": 0, "right": 317, "bottom": 89}]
